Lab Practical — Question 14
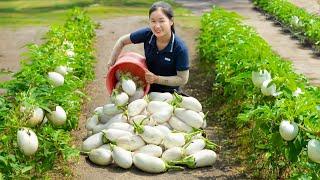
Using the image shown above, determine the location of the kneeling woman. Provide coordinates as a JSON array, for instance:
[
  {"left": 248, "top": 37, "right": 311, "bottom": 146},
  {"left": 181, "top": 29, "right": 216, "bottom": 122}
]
[{"left": 107, "top": 1, "right": 189, "bottom": 93}]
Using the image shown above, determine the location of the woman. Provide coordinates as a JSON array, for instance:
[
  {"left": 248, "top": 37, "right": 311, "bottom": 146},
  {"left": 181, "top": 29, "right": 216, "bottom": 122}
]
[{"left": 107, "top": 1, "right": 189, "bottom": 93}]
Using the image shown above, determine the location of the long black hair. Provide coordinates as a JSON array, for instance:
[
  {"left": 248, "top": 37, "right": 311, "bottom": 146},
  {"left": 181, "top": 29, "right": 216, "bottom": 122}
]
[{"left": 149, "top": 1, "right": 175, "bottom": 33}]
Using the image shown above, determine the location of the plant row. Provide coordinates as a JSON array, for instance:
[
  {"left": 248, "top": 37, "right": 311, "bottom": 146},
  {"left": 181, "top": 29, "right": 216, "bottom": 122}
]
[
  {"left": 198, "top": 7, "right": 320, "bottom": 179},
  {"left": 252, "top": 0, "right": 320, "bottom": 54},
  {"left": 0, "top": 9, "right": 96, "bottom": 179}
]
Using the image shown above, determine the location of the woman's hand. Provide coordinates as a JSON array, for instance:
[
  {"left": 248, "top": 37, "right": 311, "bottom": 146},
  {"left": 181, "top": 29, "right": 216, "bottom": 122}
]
[{"left": 145, "top": 70, "right": 159, "bottom": 84}]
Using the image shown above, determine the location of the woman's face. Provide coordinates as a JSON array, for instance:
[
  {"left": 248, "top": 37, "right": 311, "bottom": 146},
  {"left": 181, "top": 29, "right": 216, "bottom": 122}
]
[{"left": 149, "top": 8, "right": 173, "bottom": 39}]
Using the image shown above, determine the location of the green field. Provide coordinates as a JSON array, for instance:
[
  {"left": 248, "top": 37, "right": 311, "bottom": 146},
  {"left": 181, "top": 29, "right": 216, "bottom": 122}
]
[{"left": 0, "top": 0, "right": 199, "bottom": 28}]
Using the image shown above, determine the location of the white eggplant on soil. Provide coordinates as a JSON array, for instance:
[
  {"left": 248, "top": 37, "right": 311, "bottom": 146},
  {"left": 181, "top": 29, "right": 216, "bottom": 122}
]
[
  {"left": 17, "top": 128, "right": 38, "bottom": 156},
  {"left": 93, "top": 113, "right": 127, "bottom": 134},
  {"left": 134, "top": 124, "right": 164, "bottom": 145},
  {"left": 86, "top": 115, "right": 99, "bottom": 131},
  {"left": 168, "top": 116, "right": 193, "bottom": 133},
  {"left": 174, "top": 108, "right": 203, "bottom": 129},
  {"left": 154, "top": 125, "right": 172, "bottom": 137},
  {"left": 279, "top": 120, "right": 299, "bottom": 141},
  {"left": 88, "top": 148, "right": 112, "bottom": 166},
  {"left": 149, "top": 92, "right": 173, "bottom": 103},
  {"left": 122, "top": 79, "right": 136, "bottom": 96},
  {"left": 47, "top": 106, "right": 67, "bottom": 126},
  {"left": 133, "top": 153, "right": 183, "bottom": 173},
  {"left": 102, "top": 128, "right": 133, "bottom": 142},
  {"left": 307, "top": 139, "right": 320, "bottom": 163},
  {"left": 150, "top": 108, "right": 173, "bottom": 124},
  {"left": 82, "top": 132, "right": 104, "bottom": 152},
  {"left": 128, "top": 115, "right": 149, "bottom": 125},
  {"left": 134, "top": 144, "right": 163, "bottom": 157},
  {"left": 171, "top": 149, "right": 217, "bottom": 168},
  {"left": 163, "top": 133, "right": 186, "bottom": 149},
  {"left": 180, "top": 96, "right": 202, "bottom": 112},
  {"left": 147, "top": 101, "right": 172, "bottom": 114},
  {"left": 129, "top": 87, "right": 145, "bottom": 102},
  {"left": 28, "top": 107, "right": 44, "bottom": 127},
  {"left": 113, "top": 92, "right": 129, "bottom": 106},
  {"left": 94, "top": 106, "right": 103, "bottom": 116},
  {"left": 48, "top": 72, "right": 64, "bottom": 87},
  {"left": 107, "top": 122, "right": 134, "bottom": 133},
  {"left": 112, "top": 146, "right": 133, "bottom": 169},
  {"left": 128, "top": 99, "right": 148, "bottom": 117},
  {"left": 162, "top": 147, "right": 184, "bottom": 161},
  {"left": 184, "top": 139, "right": 206, "bottom": 155},
  {"left": 114, "top": 134, "right": 145, "bottom": 151},
  {"left": 103, "top": 103, "right": 123, "bottom": 116}
]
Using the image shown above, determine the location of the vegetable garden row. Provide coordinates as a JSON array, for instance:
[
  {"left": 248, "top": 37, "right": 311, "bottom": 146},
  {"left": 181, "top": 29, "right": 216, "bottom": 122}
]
[
  {"left": 198, "top": 6, "right": 320, "bottom": 179},
  {"left": 252, "top": 0, "right": 320, "bottom": 54},
  {"left": 0, "top": 9, "right": 97, "bottom": 178}
]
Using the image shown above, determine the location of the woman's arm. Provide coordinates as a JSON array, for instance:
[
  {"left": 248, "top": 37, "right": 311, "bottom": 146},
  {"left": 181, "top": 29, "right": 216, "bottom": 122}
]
[
  {"left": 145, "top": 70, "right": 189, "bottom": 86},
  {"left": 107, "top": 34, "right": 132, "bottom": 67}
]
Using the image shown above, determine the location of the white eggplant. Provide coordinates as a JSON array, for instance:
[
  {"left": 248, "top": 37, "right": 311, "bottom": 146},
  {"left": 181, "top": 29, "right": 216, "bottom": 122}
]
[
  {"left": 116, "top": 134, "right": 145, "bottom": 151},
  {"left": 180, "top": 96, "right": 202, "bottom": 112},
  {"left": 199, "top": 112, "right": 207, "bottom": 128},
  {"left": 93, "top": 106, "right": 103, "bottom": 117},
  {"left": 55, "top": 66, "right": 68, "bottom": 76},
  {"left": 86, "top": 115, "right": 99, "bottom": 131},
  {"left": 163, "top": 133, "right": 186, "bottom": 149},
  {"left": 134, "top": 144, "right": 163, "bottom": 157},
  {"left": 307, "top": 139, "right": 320, "bottom": 163},
  {"left": 103, "top": 103, "right": 123, "bottom": 116},
  {"left": 28, "top": 107, "right": 44, "bottom": 126},
  {"left": 93, "top": 113, "right": 127, "bottom": 134},
  {"left": 48, "top": 72, "right": 64, "bottom": 87},
  {"left": 162, "top": 147, "right": 184, "bottom": 161},
  {"left": 88, "top": 148, "right": 112, "bottom": 166},
  {"left": 48, "top": 106, "right": 67, "bottom": 126},
  {"left": 279, "top": 120, "right": 299, "bottom": 141},
  {"left": 251, "top": 70, "right": 271, "bottom": 88},
  {"left": 107, "top": 122, "right": 134, "bottom": 133},
  {"left": 114, "top": 92, "right": 129, "bottom": 106},
  {"left": 17, "top": 128, "right": 38, "bottom": 156},
  {"left": 135, "top": 125, "right": 164, "bottom": 145},
  {"left": 82, "top": 132, "right": 104, "bottom": 152},
  {"left": 133, "top": 153, "right": 183, "bottom": 173},
  {"left": 128, "top": 115, "right": 149, "bottom": 125},
  {"left": 102, "top": 128, "right": 133, "bottom": 142},
  {"left": 112, "top": 146, "right": 133, "bottom": 169},
  {"left": 168, "top": 116, "right": 193, "bottom": 133},
  {"left": 129, "top": 87, "right": 144, "bottom": 102},
  {"left": 122, "top": 79, "right": 136, "bottom": 96},
  {"left": 147, "top": 101, "right": 172, "bottom": 114},
  {"left": 150, "top": 109, "right": 173, "bottom": 124},
  {"left": 154, "top": 125, "right": 172, "bottom": 137},
  {"left": 172, "top": 149, "right": 217, "bottom": 168},
  {"left": 128, "top": 99, "right": 148, "bottom": 117},
  {"left": 261, "top": 80, "right": 281, "bottom": 97},
  {"left": 184, "top": 139, "right": 205, "bottom": 155},
  {"left": 174, "top": 108, "right": 203, "bottom": 129},
  {"left": 149, "top": 92, "right": 173, "bottom": 103}
]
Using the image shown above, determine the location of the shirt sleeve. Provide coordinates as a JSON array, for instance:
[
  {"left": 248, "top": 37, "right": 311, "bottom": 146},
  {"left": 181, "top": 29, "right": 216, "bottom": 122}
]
[
  {"left": 130, "top": 27, "right": 152, "bottom": 44},
  {"left": 175, "top": 46, "right": 189, "bottom": 71}
]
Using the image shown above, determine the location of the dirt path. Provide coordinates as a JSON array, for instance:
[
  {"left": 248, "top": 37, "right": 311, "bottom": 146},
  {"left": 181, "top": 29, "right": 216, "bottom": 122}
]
[
  {"left": 0, "top": 26, "right": 48, "bottom": 94},
  {"left": 289, "top": 0, "right": 320, "bottom": 15}
]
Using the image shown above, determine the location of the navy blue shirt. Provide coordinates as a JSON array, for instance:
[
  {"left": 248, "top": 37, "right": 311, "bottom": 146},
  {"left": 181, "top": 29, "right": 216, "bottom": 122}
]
[{"left": 130, "top": 27, "right": 189, "bottom": 93}]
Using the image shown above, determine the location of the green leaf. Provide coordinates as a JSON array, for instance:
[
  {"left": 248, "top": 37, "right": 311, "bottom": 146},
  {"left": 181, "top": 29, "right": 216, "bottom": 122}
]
[{"left": 21, "top": 166, "right": 33, "bottom": 173}]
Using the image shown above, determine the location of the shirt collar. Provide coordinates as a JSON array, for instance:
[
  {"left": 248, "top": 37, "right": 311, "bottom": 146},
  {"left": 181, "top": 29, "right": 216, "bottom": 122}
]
[{"left": 149, "top": 32, "right": 175, "bottom": 53}]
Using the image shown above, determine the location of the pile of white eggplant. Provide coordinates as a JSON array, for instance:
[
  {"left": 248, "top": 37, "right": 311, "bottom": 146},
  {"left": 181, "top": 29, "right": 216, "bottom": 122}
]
[{"left": 82, "top": 72, "right": 218, "bottom": 173}]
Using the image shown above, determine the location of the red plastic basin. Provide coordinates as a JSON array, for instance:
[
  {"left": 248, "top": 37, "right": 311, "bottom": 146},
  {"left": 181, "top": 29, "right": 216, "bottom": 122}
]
[{"left": 106, "top": 52, "right": 150, "bottom": 95}]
